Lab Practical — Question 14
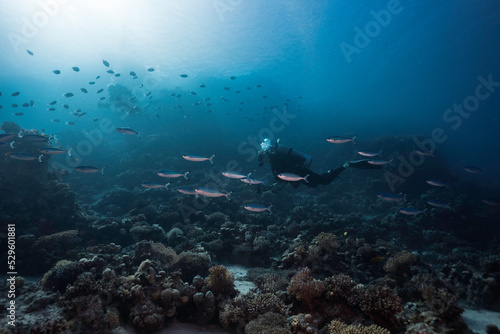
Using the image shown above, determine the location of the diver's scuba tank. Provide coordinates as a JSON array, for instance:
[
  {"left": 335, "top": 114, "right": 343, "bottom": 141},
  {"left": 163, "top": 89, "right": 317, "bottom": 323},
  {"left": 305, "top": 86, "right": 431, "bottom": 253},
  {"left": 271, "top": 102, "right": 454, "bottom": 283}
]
[{"left": 276, "top": 145, "right": 312, "bottom": 168}]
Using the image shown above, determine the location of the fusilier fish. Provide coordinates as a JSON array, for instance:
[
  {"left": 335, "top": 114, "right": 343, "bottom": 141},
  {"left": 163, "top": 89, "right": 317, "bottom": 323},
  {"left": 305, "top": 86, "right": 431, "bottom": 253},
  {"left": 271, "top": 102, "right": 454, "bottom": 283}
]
[
  {"left": 141, "top": 181, "right": 170, "bottom": 189},
  {"left": 377, "top": 192, "right": 405, "bottom": 202},
  {"left": 327, "top": 136, "right": 356, "bottom": 144},
  {"left": 464, "top": 165, "right": 484, "bottom": 173},
  {"left": 399, "top": 207, "right": 425, "bottom": 215},
  {"left": 183, "top": 154, "right": 215, "bottom": 164},
  {"left": 427, "top": 199, "right": 451, "bottom": 209},
  {"left": 222, "top": 171, "right": 249, "bottom": 179},
  {"left": 157, "top": 170, "right": 189, "bottom": 179},
  {"left": 278, "top": 173, "right": 309, "bottom": 183},
  {"left": 240, "top": 177, "right": 266, "bottom": 185},
  {"left": 7, "top": 152, "right": 38, "bottom": 161},
  {"left": 177, "top": 187, "right": 198, "bottom": 195},
  {"left": 426, "top": 179, "right": 449, "bottom": 189},
  {"left": 244, "top": 204, "right": 272, "bottom": 213},
  {"left": 194, "top": 187, "right": 231, "bottom": 201},
  {"left": 75, "top": 166, "right": 104, "bottom": 174},
  {"left": 357, "top": 149, "right": 383, "bottom": 157}
]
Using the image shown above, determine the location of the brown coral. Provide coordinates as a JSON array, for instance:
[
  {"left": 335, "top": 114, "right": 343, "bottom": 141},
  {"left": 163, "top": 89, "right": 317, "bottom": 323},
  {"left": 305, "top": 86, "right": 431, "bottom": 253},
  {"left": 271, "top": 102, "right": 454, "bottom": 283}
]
[
  {"left": 245, "top": 312, "right": 292, "bottom": 334},
  {"left": 205, "top": 264, "right": 236, "bottom": 298},
  {"left": 327, "top": 319, "right": 390, "bottom": 334},
  {"left": 33, "top": 230, "right": 79, "bottom": 248},
  {"left": 383, "top": 250, "right": 417, "bottom": 276},
  {"left": 358, "top": 285, "right": 402, "bottom": 329},
  {"left": 287, "top": 267, "right": 324, "bottom": 311}
]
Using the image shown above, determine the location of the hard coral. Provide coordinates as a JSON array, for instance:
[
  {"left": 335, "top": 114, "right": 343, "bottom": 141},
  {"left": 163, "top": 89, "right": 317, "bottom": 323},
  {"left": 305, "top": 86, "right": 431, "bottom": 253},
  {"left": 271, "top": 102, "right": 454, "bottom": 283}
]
[
  {"left": 41, "top": 260, "right": 82, "bottom": 292},
  {"left": 358, "top": 285, "right": 402, "bottom": 329},
  {"left": 420, "top": 283, "right": 463, "bottom": 320},
  {"left": 287, "top": 267, "right": 324, "bottom": 311},
  {"left": 383, "top": 250, "right": 417, "bottom": 277},
  {"left": 327, "top": 319, "right": 390, "bottom": 334},
  {"left": 205, "top": 264, "right": 236, "bottom": 298},
  {"left": 324, "top": 274, "right": 359, "bottom": 306},
  {"left": 245, "top": 312, "right": 292, "bottom": 334},
  {"left": 171, "top": 251, "right": 211, "bottom": 282}
]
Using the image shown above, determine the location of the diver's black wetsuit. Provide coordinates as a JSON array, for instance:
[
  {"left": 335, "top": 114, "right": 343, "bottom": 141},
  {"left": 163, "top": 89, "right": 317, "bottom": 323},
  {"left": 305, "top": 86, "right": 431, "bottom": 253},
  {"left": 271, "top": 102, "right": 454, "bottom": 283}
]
[{"left": 263, "top": 144, "right": 382, "bottom": 188}]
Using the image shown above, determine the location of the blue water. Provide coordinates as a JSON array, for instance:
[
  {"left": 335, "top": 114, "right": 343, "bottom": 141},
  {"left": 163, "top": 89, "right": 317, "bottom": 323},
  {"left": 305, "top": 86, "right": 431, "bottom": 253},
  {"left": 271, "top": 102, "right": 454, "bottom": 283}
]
[{"left": 1, "top": 0, "right": 499, "bottom": 187}]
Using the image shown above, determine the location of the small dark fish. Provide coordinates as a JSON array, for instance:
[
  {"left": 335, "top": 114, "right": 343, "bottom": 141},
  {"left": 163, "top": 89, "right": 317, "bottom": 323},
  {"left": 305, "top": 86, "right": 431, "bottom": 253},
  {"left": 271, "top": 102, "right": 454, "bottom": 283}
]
[
  {"left": 30, "top": 100, "right": 34, "bottom": 106},
  {"left": 96, "top": 75, "right": 100, "bottom": 79},
  {"left": 246, "top": 87, "right": 251, "bottom": 90},
  {"left": 116, "top": 127, "right": 140, "bottom": 137},
  {"left": 200, "top": 83, "right": 206, "bottom": 88},
  {"left": 130, "top": 71, "right": 136, "bottom": 76},
  {"left": 64, "top": 92, "right": 74, "bottom": 98},
  {"left": 0, "top": 105, "right": 2, "bottom": 109},
  {"left": 205, "top": 97, "right": 211, "bottom": 101},
  {"left": 27, "top": 49, "right": 34, "bottom": 56},
  {"left": 81, "top": 88, "right": 88, "bottom": 93},
  {"left": 12, "top": 112, "right": 23, "bottom": 116},
  {"left": 49, "top": 100, "right": 57, "bottom": 105},
  {"left": 369, "top": 256, "right": 385, "bottom": 263},
  {"left": 230, "top": 76, "right": 236, "bottom": 80},
  {"left": 147, "top": 68, "right": 154, "bottom": 72},
  {"left": 224, "top": 87, "right": 230, "bottom": 91},
  {"left": 114, "top": 73, "right": 120, "bottom": 77},
  {"left": 89, "top": 81, "right": 95, "bottom": 85},
  {"left": 66, "top": 121, "right": 75, "bottom": 125},
  {"left": 22, "top": 103, "right": 30, "bottom": 107},
  {"left": 11, "top": 104, "right": 18, "bottom": 108},
  {"left": 72, "top": 66, "right": 80, "bottom": 72},
  {"left": 190, "top": 91, "right": 197, "bottom": 95},
  {"left": 11, "top": 92, "right": 20, "bottom": 97},
  {"left": 180, "top": 74, "right": 188, "bottom": 78},
  {"left": 235, "top": 90, "right": 241, "bottom": 93},
  {"left": 106, "top": 70, "right": 114, "bottom": 74},
  {"left": 47, "top": 107, "right": 56, "bottom": 111},
  {"left": 102, "top": 60, "right": 110, "bottom": 67},
  {"left": 96, "top": 88, "right": 104, "bottom": 94},
  {"left": 92, "top": 118, "right": 99, "bottom": 122},
  {"left": 256, "top": 84, "right": 262, "bottom": 88},
  {"left": 145, "top": 92, "right": 151, "bottom": 96},
  {"left": 63, "top": 104, "right": 69, "bottom": 109},
  {"left": 51, "top": 118, "right": 60, "bottom": 122},
  {"left": 53, "top": 70, "right": 61, "bottom": 75},
  {"left": 99, "top": 97, "right": 106, "bottom": 101}
]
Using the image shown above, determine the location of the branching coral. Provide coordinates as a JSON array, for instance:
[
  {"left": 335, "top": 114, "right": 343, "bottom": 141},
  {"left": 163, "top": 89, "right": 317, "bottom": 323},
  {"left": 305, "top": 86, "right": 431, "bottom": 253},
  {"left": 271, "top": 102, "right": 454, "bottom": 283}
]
[
  {"left": 419, "top": 283, "right": 463, "bottom": 320},
  {"left": 324, "top": 274, "right": 359, "bottom": 306},
  {"left": 327, "top": 319, "right": 390, "bottom": 334},
  {"left": 245, "top": 312, "right": 292, "bottom": 334},
  {"left": 358, "top": 285, "right": 402, "bottom": 329},
  {"left": 287, "top": 267, "right": 324, "bottom": 311},
  {"left": 41, "top": 260, "right": 82, "bottom": 292},
  {"left": 383, "top": 250, "right": 417, "bottom": 276},
  {"left": 33, "top": 230, "right": 80, "bottom": 249},
  {"left": 171, "top": 251, "right": 211, "bottom": 282},
  {"left": 205, "top": 264, "right": 236, "bottom": 298}
]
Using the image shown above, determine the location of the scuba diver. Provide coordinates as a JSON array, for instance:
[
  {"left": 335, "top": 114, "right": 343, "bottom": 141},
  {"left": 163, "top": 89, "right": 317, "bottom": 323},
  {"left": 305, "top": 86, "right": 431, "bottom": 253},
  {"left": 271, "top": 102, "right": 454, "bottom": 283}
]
[{"left": 257, "top": 138, "right": 382, "bottom": 188}]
